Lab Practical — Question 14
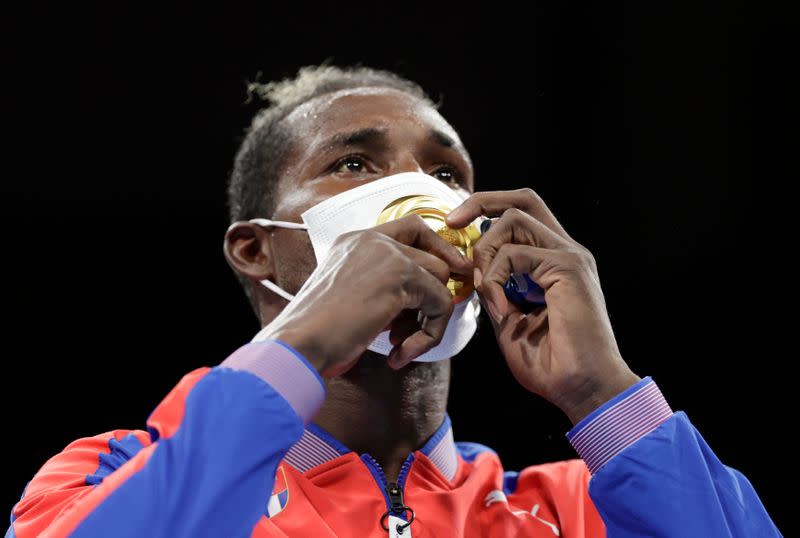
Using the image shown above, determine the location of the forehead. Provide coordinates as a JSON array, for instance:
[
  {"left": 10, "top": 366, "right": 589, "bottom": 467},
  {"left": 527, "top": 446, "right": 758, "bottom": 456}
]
[{"left": 283, "top": 87, "right": 466, "bottom": 155}]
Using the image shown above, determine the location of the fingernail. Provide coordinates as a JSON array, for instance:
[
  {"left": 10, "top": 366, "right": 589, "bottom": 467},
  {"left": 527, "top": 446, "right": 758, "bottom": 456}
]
[{"left": 474, "top": 267, "right": 482, "bottom": 288}]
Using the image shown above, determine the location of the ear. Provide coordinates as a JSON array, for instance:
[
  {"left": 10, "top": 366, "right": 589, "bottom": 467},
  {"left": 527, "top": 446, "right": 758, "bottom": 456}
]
[{"left": 223, "top": 221, "right": 276, "bottom": 283}]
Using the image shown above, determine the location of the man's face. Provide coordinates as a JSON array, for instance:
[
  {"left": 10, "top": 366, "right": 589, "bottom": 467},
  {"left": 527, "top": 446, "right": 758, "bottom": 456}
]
[{"left": 267, "top": 87, "right": 475, "bottom": 295}]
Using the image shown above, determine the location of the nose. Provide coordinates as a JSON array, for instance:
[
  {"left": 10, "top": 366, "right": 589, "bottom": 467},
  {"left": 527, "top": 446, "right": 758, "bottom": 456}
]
[{"left": 389, "top": 151, "right": 425, "bottom": 176}]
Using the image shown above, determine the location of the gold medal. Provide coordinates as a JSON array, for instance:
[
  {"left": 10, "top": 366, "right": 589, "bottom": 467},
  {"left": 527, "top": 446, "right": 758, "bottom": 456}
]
[{"left": 377, "top": 195, "right": 481, "bottom": 302}]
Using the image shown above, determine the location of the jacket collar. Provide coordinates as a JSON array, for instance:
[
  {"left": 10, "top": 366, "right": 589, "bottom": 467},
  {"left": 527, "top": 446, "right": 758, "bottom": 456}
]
[{"left": 283, "top": 413, "right": 459, "bottom": 481}]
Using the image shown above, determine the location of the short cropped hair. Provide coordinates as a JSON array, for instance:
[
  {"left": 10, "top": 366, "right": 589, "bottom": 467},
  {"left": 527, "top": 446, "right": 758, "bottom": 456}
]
[{"left": 226, "top": 61, "right": 441, "bottom": 316}]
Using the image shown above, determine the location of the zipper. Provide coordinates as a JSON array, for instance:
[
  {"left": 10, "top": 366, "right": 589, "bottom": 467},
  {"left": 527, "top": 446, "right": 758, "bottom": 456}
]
[{"left": 361, "top": 453, "right": 416, "bottom": 535}]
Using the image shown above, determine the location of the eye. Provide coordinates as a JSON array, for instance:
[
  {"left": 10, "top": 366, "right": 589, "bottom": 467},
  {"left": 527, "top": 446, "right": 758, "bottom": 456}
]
[
  {"left": 333, "top": 154, "right": 370, "bottom": 175},
  {"left": 431, "top": 165, "right": 462, "bottom": 185},
  {"left": 331, "top": 154, "right": 465, "bottom": 186}
]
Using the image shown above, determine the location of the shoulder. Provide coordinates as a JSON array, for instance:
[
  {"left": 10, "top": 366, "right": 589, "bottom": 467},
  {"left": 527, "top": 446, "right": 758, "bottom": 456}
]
[
  {"left": 11, "top": 429, "right": 151, "bottom": 536},
  {"left": 26, "top": 429, "right": 151, "bottom": 491},
  {"left": 453, "top": 443, "right": 602, "bottom": 534},
  {"left": 455, "top": 441, "right": 589, "bottom": 484},
  {"left": 506, "top": 458, "right": 591, "bottom": 494}
]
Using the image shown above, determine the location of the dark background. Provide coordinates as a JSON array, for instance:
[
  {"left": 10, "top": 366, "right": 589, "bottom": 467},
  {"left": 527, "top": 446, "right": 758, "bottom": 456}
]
[{"left": 2, "top": 2, "right": 793, "bottom": 535}]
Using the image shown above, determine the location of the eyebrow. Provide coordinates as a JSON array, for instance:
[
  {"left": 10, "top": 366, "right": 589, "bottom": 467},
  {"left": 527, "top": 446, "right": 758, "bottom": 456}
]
[
  {"left": 321, "top": 127, "right": 389, "bottom": 151},
  {"left": 320, "top": 127, "right": 460, "bottom": 152},
  {"left": 428, "top": 128, "right": 456, "bottom": 148}
]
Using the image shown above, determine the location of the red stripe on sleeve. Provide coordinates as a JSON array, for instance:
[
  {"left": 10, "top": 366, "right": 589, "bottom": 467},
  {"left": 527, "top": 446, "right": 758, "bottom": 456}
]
[
  {"left": 145, "top": 367, "right": 211, "bottom": 440},
  {"left": 40, "top": 443, "right": 158, "bottom": 538}
]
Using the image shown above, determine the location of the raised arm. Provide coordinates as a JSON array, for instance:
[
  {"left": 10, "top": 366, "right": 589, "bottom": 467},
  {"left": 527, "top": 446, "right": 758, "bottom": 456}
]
[
  {"left": 8, "top": 339, "right": 324, "bottom": 538},
  {"left": 8, "top": 214, "right": 473, "bottom": 538},
  {"left": 445, "top": 189, "right": 783, "bottom": 536},
  {"left": 567, "top": 376, "right": 783, "bottom": 537}
]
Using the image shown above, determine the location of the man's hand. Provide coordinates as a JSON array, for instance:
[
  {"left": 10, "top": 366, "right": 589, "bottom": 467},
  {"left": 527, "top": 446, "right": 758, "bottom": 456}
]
[
  {"left": 445, "top": 188, "right": 641, "bottom": 426},
  {"left": 256, "top": 214, "right": 473, "bottom": 378}
]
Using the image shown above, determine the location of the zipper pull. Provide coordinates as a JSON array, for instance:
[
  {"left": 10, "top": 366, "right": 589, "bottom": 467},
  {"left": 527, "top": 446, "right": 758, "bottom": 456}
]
[
  {"left": 387, "top": 482, "right": 405, "bottom": 513},
  {"left": 381, "top": 482, "right": 415, "bottom": 535}
]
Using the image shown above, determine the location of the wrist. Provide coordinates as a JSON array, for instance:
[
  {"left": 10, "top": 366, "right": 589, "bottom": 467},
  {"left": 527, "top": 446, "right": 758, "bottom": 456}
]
[
  {"left": 562, "top": 368, "right": 642, "bottom": 426},
  {"left": 259, "top": 326, "right": 330, "bottom": 375}
]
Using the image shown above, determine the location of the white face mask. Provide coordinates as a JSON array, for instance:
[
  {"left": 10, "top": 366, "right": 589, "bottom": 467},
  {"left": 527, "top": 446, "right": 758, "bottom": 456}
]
[{"left": 247, "top": 171, "right": 482, "bottom": 362}]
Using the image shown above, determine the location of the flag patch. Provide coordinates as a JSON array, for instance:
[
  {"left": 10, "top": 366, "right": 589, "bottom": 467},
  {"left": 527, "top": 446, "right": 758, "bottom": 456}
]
[{"left": 266, "top": 466, "right": 289, "bottom": 518}]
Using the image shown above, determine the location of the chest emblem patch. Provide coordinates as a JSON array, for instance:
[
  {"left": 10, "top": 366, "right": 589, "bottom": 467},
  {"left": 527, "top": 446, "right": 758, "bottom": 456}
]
[{"left": 266, "top": 465, "right": 290, "bottom": 518}]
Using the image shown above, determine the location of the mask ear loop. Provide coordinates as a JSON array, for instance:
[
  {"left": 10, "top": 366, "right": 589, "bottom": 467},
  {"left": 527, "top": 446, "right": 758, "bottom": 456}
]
[
  {"left": 228, "top": 218, "right": 310, "bottom": 302},
  {"left": 247, "top": 218, "right": 309, "bottom": 230},
  {"left": 260, "top": 278, "right": 296, "bottom": 302}
]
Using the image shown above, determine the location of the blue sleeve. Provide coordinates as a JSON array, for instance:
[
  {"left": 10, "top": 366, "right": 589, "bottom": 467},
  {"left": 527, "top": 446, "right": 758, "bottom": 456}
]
[
  {"left": 566, "top": 377, "right": 782, "bottom": 537},
  {"left": 60, "top": 339, "right": 324, "bottom": 538}
]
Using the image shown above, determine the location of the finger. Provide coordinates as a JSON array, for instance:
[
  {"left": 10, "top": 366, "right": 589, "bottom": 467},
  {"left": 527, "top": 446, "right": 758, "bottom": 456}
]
[
  {"left": 476, "top": 284, "right": 505, "bottom": 332},
  {"left": 479, "top": 286, "right": 532, "bottom": 342},
  {"left": 375, "top": 214, "right": 473, "bottom": 275},
  {"left": 395, "top": 242, "right": 453, "bottom": 285},
  {"left": 388, "top": 309, "right": 422, "bottom": 346},
  {"left": 390, "top": 236, "right": 465, "bottom": 349},
  {"left": 388, "top": 266, "right": 454, "bottom": 369},
  {"left": 445, "top": 189, "right": 573, "bottom": 242},
  {"left": 480, "top": 243, "right": 561, "bottom": 320},
  {"left": 473, "top": 208, "right": 571, "bottom": 279}
]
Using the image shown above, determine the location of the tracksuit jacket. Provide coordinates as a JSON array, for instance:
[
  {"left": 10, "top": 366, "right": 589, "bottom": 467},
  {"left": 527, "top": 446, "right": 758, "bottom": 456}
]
[{"left": 7, "top": 338, "right": 783, "bottom": 537}]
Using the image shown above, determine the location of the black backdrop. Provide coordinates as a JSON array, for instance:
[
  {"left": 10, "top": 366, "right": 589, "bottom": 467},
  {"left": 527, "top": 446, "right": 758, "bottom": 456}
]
[{"left": 2, "top": 3, "right": 793, "bottom": 535}]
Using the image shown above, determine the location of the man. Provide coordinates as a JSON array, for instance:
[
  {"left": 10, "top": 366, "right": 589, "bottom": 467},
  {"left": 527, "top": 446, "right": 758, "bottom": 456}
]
[{"left": 7, "top": 64, "right": 781, "bottom": 537}]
